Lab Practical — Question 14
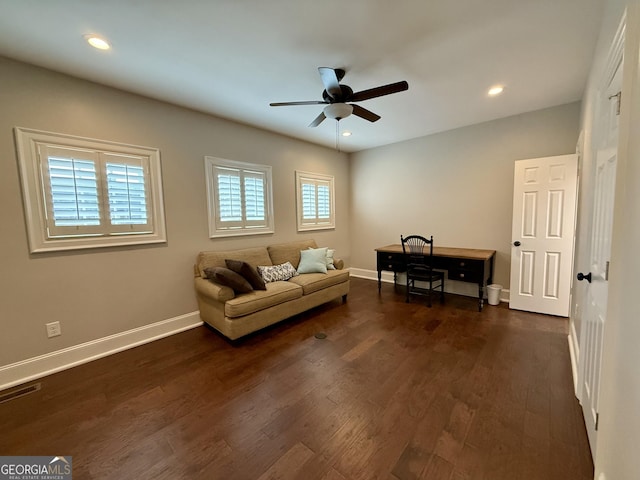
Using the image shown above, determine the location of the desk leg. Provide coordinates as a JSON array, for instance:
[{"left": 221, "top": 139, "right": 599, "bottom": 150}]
[
  {"left": 478, "top": 283, "right": 484, "bottom": 312},
  {"left": 378, "top": 269, "right": 382, "bottom": 292}
]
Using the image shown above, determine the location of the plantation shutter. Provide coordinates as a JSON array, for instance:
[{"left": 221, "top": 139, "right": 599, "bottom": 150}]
[
  {"left": 215, "top": 166, "right": 243, "bottom": 228},
  {"left": 39, "top": 145, "right": 156, "bottom": 238},
  {"left": 214, "top": 166, "right": 268, "bottom": 230},
  {"left": 204, "top": 156, "right": 274, "bottom": 238},
  {"left": 300, "top": 180, "right": 332, "bottom": 224},
  {"left": 243, "top": 170, "right": 267, "bottom": 226},
  {"left": 317, "top": 182, "right": 331, "bottom": 220},
  {"left": 295, "top": 171, "right": 335, "bottom": 231},
  {"left": 301, "top": 183, "right": 316, "bottom": 219},
  {"left": 104, "top": 153, "right": 152, "bottom": 233},
  {"left": 40, "top": 145, "right": 103, "bottom": 237}
]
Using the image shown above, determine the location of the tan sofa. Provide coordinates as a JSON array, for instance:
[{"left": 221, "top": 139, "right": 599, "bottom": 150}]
[{"left": 194, "top": 239, "right": 349, "bottom": 340}]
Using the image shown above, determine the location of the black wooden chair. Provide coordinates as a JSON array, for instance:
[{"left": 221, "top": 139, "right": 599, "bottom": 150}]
[{"left": 400, "top": 234, "right": 445, "bottom": 307}]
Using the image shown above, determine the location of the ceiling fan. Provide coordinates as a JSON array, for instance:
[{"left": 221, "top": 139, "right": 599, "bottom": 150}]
[{"left": 270, "top": 67, "right": 409, "bottom": 127}]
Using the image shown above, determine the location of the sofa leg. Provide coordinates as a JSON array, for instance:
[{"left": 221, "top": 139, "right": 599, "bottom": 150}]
[{"left": 342, "top": 294, "right": 348, "bottom": 303}]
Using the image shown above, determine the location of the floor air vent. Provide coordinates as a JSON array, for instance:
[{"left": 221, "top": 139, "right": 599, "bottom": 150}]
[{"left": 0, "top": 382, "right": 41, "bottom": 404}]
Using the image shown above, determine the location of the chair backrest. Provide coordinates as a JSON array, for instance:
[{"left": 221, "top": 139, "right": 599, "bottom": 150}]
[{"left": 401, "top": 234, "right": 434, "bottom": 268}]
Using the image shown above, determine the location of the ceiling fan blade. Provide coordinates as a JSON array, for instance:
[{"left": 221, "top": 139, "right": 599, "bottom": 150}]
[
  {"left": 318, "top": 67, "right": 342, "bottom": 98},
  {"left": 270, "top": 101, "right": 327, "bottom": 106},
  {"left": 308, "top": 112, "right": 326, "bottom": 127},
  {"left": 350, "top": 81, "right": 409, "bottom": 102},
  {"left": 351, "top": 104, "right": 381, "bottom": 122}
]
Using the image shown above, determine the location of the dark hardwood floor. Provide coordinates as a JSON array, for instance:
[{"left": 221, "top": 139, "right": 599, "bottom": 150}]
[{"left": 0, "top": 277, "right": 593, "bottom": 480}]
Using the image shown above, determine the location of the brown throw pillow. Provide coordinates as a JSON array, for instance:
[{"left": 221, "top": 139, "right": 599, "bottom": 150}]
[
  {"left": 225, "top": 259, "right": 267, "bottom": 290},
  {"left": 203, "top": 267, "right": 253, "bottom": 293}
]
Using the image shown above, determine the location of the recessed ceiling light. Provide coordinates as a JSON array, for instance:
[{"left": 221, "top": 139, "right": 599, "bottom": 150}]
[
  {"left": 488, "top": 85, "right": 504, "bottom": 96},
  {"left": 341, "top": 131, "right": 352, "bottom": 137},
  {"left": 84, "top": 35, "right": 111, "bottom": 50}
]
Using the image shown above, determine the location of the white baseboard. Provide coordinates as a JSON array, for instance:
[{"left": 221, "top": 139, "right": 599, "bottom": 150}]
[
  {"left": 499, "top": 288, "right": 510, "bottom": 304},
  {"left": 568, "top": 319, "right": 580, "bottom": 397},
  {"left": 0, "top": 312, "right": 203, "bottom": 392},
  {"left": 349, "top": 267, "right": 394, "bottom": 283},
  {"left": 349, "top": 267, "right": 509, "bottom": 303}
]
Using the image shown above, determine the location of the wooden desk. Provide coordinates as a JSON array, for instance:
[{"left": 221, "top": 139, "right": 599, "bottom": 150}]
[{"left": 375, "top": 244, "right": 496, "bottom": 311}]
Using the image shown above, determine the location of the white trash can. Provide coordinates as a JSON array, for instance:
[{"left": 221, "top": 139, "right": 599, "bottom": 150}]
[{"left": 487, "top": 284, "right": 502, "bottom": 305}]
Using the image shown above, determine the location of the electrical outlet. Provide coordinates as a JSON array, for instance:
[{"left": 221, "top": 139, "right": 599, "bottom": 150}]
[{"left": 46, "top": 321, "right": 61, "bottom": 338}]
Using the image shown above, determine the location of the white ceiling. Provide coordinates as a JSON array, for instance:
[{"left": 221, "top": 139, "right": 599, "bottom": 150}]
[{"left": 0, "top": 0, "right": 604, "bottom": 152}]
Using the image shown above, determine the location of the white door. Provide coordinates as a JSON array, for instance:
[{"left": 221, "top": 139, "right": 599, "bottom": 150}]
[
  {"left": 579, "top": 51, "right": 623, "bottom": 453},
  {"left": 509, "top": 154, "right": 578, "bottom": 316}
]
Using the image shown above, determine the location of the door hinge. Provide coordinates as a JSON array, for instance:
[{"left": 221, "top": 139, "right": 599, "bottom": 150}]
[
  {"left": 605, "top": 261, "right": 610, "bottom": 281},
  {"left": 609, "top": 91, "right": 622, "bottom": 115},
  {"left": 595, "top": 412, "right": 600, "bottom": 431}
]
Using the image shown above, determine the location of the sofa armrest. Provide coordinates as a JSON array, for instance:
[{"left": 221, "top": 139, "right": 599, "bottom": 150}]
[
  {"left": 194, "top": 277, "right": 235, "bottom": 302},
  {"left": 334, "top": 258, "right": 345, "bottom": 270}
]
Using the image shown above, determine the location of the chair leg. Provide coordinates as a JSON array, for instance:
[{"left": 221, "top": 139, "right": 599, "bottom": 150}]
[
  {"left": 406, "top": 277, "right": 410, "bottom": 303},
  {"left": 427, "top": 279, "right": 432, "bottom": 308},
  {"left": 440, "top": 278, "right": 445, "bottom": 304}
]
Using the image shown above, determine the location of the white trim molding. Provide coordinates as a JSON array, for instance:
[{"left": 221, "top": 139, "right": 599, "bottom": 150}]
[
  {"left": 204, "top": 156, "right": 274, "bottom": 238},
  {"left": 14, "top": 127, "right": 167, "bottom": 253},
  {"left": 295, "top": 170, "right": 336, "bottom": 232},
  {"left": 569, "top": 318, "right": 580, "bottom": 396},
  {"left": 0, "top": 312, "right": 202, "bottom": 392}
]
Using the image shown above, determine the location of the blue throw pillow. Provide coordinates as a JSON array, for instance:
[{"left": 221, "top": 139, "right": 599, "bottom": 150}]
[
  {"left": 297, "top": 247, "right": 328, "bottom": 274},
  {"left": 312, "top": 246, "right": 336, "bottom": 269}
]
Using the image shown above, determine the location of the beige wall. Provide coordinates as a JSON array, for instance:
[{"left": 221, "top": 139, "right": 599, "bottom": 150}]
[
  {"left": 0, "top": 57, "right": 350, "bottom": 366},
  {"left": 348, "top": 102, "right": 581, "bottom": 291}
]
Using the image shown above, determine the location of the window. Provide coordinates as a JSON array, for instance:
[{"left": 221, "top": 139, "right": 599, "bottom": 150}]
[
  {"left": 15, "top": 127, "right": 166, "bottom": 253},
  {"left": 204, "top": 156, "right": 274, "bottom": 238},
  {"left": 295, "top": 171, "right": 335, "bottom": 231}
]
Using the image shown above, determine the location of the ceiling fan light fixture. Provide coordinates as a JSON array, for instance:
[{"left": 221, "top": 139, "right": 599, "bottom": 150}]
[
  {"left": 341, "top": 131, "right": 352, "bottom": 137},
  {"left": 324, "top": 103, "right": 353, "bottom": 120}
]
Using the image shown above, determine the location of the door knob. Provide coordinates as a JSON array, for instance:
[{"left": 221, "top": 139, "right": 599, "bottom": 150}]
[
  {"left": 513, "top": 241, "right": 521, "bottom": 247},
  {"left": 577, "top": 272, "right": 592, "bottom": 283}
]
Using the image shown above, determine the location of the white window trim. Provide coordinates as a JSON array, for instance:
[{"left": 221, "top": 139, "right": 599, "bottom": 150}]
[
  {"left": 295, "top": 170, "right": 336, "bottom": 232},
  {"left": 15, "top": 127, "right": 167, "bottom": 253},
  {"left": 204, "top": 156, "right": 274, "bottom": 238}
]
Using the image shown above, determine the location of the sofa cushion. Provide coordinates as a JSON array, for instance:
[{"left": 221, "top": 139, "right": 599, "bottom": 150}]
[
  {"left": 267, "top": 239, "right": 318, "bottom": 269},
  {"left": 297, "top": 247, "right": 328, "bottom": 274},
  {"left": 288, "top": 268, "right": 350, "bottom": 295},
  {"left": 225, "top": 281, "right": 303, "bottom": 318},
  {"left": 204, "top": 267, "right": 253, "bottom": 293},
  {"left": 197, "top": 247, "right": 272, "bottom": 278},
  {"left": 257, "top": 262, "right": 298, "bottom": 283},
  {"left": 225, "top": 259, "right": 267, "bottom": 290}
]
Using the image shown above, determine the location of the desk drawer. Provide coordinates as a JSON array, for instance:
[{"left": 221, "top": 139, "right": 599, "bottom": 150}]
[
  {"left": 377, "top": 252, "right": 406, "bottom": 272},
  {"left": 448, "top": 268, "right": 482, "bottom": 283},
  {"left": 449, "top": 259, "right": 481, "bottom": 270}
]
